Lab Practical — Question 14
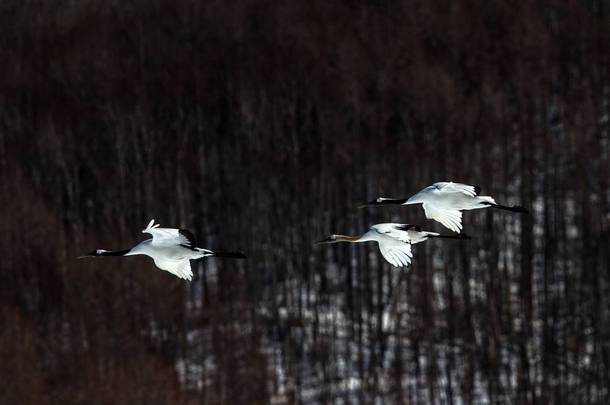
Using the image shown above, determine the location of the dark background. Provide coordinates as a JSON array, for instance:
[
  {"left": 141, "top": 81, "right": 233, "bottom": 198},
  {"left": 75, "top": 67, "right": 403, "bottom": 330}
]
[{"left": 1, "top": 1, "right": 609, "bottom": 403}]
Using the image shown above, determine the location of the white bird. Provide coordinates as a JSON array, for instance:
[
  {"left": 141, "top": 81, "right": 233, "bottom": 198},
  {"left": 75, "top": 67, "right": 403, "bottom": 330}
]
[
  {"left": 315, "top": 223, "right": 414, "bottom": 268},
  {"left": 315, "top": 223, "right": 471, "bottom": 268},
  {"left": 79, "top": 219, "right": 246, "bottom": 280},
  {"left": 362, "top": 182, "right": 528, "bottom": 233}
]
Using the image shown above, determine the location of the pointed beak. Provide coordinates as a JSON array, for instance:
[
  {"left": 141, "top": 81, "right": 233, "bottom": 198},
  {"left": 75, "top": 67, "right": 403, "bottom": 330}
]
[
  {"left": 314, "top": 237, "right": 334, "bottom": 246},
  {"left": 77, "top": 251, "right": 97, "bottom": 259},
  {"left": 358, "top": 199, "right": 380, "bottom": 209}
]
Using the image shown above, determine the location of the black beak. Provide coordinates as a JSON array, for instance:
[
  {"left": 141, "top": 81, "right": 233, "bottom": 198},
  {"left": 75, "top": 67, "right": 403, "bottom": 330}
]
[
  {"left": 314, "top": 237, "right": 334, "bottom": 246},
  {"left": 77, "top": 250, "right": 97, "bottom": 259},
  {"left": 358, "top": 199, "right": 381, "bottom": 209}
]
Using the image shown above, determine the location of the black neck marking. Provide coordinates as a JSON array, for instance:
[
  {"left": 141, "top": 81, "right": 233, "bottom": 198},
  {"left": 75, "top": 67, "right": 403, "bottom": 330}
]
[
  {"left": 378, "top": 198, "right": 408, "bottom": 205},
  {"left": 484, "top": 203, "right": 529, "bottom": 214},
  {"left": 97, "top": 248, "right": 132, "bottom": 256}
]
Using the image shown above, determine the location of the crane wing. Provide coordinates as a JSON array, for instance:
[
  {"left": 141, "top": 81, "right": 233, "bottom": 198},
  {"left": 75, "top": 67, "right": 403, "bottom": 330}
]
[
  {"left": 369, "top": 224, "right": 413, "bottom": 267},
  {"left": 422, "top": 203, "right": 463, "bottom": 233},
  {"left": 178, "top": 229, "right": 197, "bottom": 247},
  {"left": 370, "top": 223, "right": 411, "bottom": 243},
  {"left": 433, "top": 182, "right": 479, "bottom": 197},
  {"left": 142, "top": 219, "right": 195, "bottom": 247},
  {"left": 377, "top": 239, "right": 412, "bottom": 268},
  {"left": 152, "top": 256, "right": 193, "bottom": 280}
]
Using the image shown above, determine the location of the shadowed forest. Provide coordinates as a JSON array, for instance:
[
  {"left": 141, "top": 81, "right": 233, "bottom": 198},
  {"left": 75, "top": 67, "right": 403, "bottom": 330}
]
[{"left": 1, "top": 1, "right": 609, "bottom": 403}]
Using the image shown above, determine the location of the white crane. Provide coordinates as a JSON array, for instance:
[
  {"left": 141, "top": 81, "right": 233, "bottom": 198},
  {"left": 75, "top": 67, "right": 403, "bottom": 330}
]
[
  {"left": 315, "top": 223, "right": 470, "bottom": 268},
  {"left": 362, "top": 182, "right": 528, "bottom": 233},
  {"left": 315, "top": 223, "right": 414, "bottom": 268},
  {"left": 79, "top": 219, "right": 246, "bottom": 280}
]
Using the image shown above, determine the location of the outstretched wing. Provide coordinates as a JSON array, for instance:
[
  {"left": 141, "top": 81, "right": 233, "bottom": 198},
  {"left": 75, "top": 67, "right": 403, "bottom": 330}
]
[
  {"left": 422, "top": 203, "right": 463, "bottom": 233},
  {"left": 142, "top": 219, "right": 195, "bottom": 248},
  {"left": 152, "top": 256, "right": 193, "bottom": 280},
  {"left": 178, "top": 229, "right": 197, "bottom": 247},
  {"left": 433, "top": 182, "right": 479, "bottom": 197},
  {"left": 377, "top": 239, "right": 413, "bottom": 268},
  {"left": 370, "top": 223, "right": 413, "bottom": 267},
  {"left": 370, "top": 223, "right": 411, "bottom": 243}
]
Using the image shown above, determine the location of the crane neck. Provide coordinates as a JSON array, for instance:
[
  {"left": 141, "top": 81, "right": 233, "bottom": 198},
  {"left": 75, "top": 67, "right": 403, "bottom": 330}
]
[
  {"left": 334, "top": 234, "right": 362, "bottom": 243},
  {"left": 98, "top": 248, "right": 132, "bottom": 256}
]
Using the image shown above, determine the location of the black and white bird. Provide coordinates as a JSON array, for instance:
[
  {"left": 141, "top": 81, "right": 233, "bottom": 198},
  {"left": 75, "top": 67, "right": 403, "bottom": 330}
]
[
  {"left": 362, "top": 182, "right": 528, "bottom": 233},
  {"left": 315, "top": 223, "right": 470, "bottom": 268},
  {"left": 316, "top": 223, "right": 413, "bottom": 267},
  {"left": 79, "top": 219, "right": 246, "bottom": 280}
]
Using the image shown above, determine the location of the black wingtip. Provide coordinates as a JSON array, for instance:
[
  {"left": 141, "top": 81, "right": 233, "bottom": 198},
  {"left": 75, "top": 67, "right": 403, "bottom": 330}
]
[
  {"left": 474, "top": 185, "right": 481, "bottom": 195},
  {"left": 396, "top": 224, "right": 421, "bottom": 232},
  {"left": 179, "top": 229, "right": 198, "bottom": 247}
]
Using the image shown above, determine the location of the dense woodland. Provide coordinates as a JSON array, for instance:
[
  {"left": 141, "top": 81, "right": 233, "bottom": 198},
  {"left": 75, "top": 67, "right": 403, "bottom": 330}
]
[{"left": 0, "top": 1, "right": 609, "bottom": 404}]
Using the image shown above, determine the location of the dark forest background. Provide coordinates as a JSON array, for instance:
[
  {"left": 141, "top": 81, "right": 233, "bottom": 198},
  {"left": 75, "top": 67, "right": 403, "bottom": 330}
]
[{"left": 1, "top": 1, "right": 609, "bottom": 404}]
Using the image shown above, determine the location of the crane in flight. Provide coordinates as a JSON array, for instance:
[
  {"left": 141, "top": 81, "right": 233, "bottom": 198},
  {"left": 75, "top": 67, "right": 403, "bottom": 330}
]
[
  {"left": 315, "top": 223, "right": 469, "bottom": 268},
  {"left": 362, "top": 182, "right": 527, "bottom": 233},
  {"left": 79, "top": 219, "right": 246, "bottom": 280}
]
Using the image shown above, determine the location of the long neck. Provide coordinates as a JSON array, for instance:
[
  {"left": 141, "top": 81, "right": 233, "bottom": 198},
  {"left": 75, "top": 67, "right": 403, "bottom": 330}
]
[
  {"left": 98, "top": 248, "right": 132, "bottom": 256},
  {"left": 334, "top": 234, "right": 362, "bottom": 243},
  {"left": 378, "top": 198, "right": 408, "bottom": 205}
]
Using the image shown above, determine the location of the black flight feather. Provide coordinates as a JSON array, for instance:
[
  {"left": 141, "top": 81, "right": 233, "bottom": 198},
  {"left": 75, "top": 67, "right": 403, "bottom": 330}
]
[{"left": 179, "top": 229, "right": 197, "bottom": 247}]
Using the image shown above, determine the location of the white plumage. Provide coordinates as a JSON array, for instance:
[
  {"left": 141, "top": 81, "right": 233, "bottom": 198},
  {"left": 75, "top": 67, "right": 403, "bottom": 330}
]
[
  {"left": 364, "top": 182, "right": 527, "bottom": 233},
  {"left": 369, "top": 223, "right": 414, "bottom": 267},
  {"left": 316, "top": 223, "right": 413, "bottom": 268},
  {"left": 407, "top": 182, "right": 494, "bottom": 232},
  {"left": 80, "top": 219, "right": 245, "bottom": 281}
]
